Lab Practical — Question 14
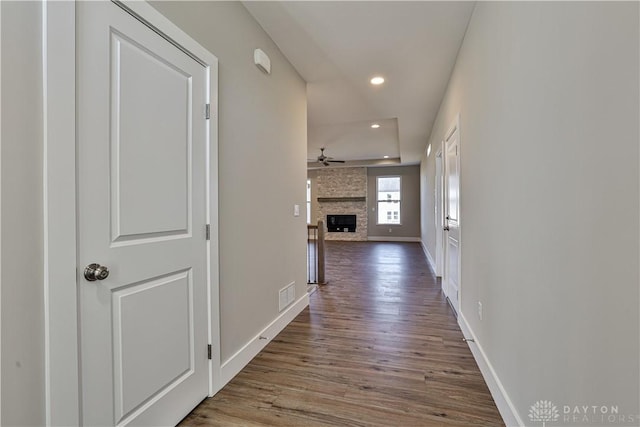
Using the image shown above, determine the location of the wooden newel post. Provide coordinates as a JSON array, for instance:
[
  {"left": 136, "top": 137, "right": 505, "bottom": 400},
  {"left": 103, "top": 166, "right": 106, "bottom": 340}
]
[{"left": 317, "top": 219, "right": 326, "bottom": 285}]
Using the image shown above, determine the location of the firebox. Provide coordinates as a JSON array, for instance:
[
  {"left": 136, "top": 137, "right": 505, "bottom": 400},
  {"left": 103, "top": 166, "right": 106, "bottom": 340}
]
[{"left": 327, "top": 214, "right": 356, "bottom": 232}]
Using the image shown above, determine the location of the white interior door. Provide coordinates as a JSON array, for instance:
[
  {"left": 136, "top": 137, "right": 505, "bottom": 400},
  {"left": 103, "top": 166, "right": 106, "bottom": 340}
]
[
  {"left": 77, "top": 2, "right": 209, "bottom": 425},
  {"left": 444, "top": 125, "right": 460, "bottom": 314},
  {"left": 435, "top": 149, "right": 444, "bottom": 279}
]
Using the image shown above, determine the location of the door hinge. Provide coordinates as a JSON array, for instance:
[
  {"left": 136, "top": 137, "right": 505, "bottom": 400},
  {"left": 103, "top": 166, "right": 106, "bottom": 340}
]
[
  {"left": 205, "top": 103, "right": 211, "bottom": 120},
  {"left": 207, "top": 344, "right": 212, "bottom": 360},
  {"left": 205, "top": 224, "right": 211, "bottom": 240}
]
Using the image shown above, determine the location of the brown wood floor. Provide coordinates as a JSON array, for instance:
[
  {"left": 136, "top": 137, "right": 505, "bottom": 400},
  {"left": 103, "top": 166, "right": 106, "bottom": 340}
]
[{"left": 180, "top": 241, "right": 504, "bottom": 426}]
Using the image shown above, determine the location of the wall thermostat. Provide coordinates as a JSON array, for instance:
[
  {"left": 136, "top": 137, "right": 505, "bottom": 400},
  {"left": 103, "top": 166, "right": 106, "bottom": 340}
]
[{"left": 254, "top": 48, "right": 271, "bottom": 74}]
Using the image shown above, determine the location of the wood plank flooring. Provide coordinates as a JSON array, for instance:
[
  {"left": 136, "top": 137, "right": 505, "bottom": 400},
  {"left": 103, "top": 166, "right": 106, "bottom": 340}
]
[{"left": 179, "top": 241, "right": 504, "bottom": 426}]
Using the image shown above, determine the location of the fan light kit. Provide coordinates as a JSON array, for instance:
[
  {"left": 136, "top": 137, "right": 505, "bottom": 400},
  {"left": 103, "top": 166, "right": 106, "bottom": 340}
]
[{"left": 315, "top": 148, "right": 346, "bottom": 167}]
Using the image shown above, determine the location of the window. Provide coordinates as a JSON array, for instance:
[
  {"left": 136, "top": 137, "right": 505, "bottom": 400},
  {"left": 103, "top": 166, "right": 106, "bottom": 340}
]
[
  {"left": 377, "top": 176, "right": 401, "bottom": 225},
  {"left": 306, "top": 179, "right": 311, "bottom": 224}
]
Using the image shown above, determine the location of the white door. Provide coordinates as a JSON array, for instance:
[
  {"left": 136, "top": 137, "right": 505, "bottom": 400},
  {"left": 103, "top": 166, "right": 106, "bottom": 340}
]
[
  {"left": 444, "top": 125, "right": 460, "bottom": 314},
  {"left": 78, "top": 2, "right": 209, "bottom": 425},
  {"left": 435, "top": 149, "right": 444, "bottom": 279}
]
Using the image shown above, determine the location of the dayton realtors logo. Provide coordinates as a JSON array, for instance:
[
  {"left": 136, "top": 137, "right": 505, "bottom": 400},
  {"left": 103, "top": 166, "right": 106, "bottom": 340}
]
[
  {"left": 529, "top": 400, "right": 638, "bottom": 425},
  {"left": 562, "top": 404, "right": 637, "bottom": 425},
  {"left": 529, "top": 400, "right": 560, "bottom": 427}
]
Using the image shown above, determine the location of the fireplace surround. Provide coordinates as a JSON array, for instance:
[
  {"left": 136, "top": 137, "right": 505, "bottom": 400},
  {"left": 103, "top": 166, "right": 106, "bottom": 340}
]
[{"left": 315, "top": 167, "right": 368, "bottom": 241}]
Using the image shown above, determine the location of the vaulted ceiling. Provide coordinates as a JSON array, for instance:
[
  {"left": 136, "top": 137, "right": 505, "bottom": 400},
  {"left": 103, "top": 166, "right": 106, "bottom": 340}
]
[{"left": 243, "top": 1, "right": 475, "bottom": 167}]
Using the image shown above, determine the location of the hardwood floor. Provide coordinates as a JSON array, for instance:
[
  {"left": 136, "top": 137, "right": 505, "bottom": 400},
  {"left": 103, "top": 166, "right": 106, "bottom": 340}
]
[{"left": 180, "top": 241, "right": 504, "bottom": 426}]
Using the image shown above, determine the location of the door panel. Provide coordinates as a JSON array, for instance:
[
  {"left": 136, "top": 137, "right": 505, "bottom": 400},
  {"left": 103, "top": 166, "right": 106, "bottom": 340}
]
[
  {"left": 78, "top": 2, "right": 208, "bottom": 425},
  {"left": 113, "top": 269, "right": 193, "bottom": 420},
  {"left": 444, "top": 125, "right": 460, "bottom": 314},
  {"left": 113, "top": 30, "right": 192, "bottom": 239}
]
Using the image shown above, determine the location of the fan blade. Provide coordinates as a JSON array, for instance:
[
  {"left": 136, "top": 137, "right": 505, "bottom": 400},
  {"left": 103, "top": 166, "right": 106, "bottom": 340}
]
[{"left": 327, "top": 160, "right": 345, "bottom": 163}]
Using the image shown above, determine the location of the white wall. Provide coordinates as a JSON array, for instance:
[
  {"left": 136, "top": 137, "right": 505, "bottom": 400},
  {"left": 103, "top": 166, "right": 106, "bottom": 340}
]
[
  {"left": 150, "top": 1, "right": 308, "bottom": 363},
  {"left": 420, "top": 2, "right": 639, "bottom": 424},
  {"left": 0, "top": 2, "right": 46, "bottom": 425}
]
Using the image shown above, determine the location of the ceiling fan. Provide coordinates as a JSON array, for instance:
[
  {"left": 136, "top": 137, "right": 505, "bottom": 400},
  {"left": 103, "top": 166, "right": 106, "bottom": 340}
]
[{"left": 314, "top": 147, "right": 345, "bottom": 166}]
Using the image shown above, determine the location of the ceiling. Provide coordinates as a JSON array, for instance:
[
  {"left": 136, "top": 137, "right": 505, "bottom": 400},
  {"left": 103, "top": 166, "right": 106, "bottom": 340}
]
[{"left": 243, "top": 1, "right": 475, "bottom": 167}]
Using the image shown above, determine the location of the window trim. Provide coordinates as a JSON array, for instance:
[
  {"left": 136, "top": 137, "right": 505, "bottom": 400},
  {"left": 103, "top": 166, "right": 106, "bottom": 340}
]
[{"left": 375, "top": 175, "right": 402, "bottom": 226}]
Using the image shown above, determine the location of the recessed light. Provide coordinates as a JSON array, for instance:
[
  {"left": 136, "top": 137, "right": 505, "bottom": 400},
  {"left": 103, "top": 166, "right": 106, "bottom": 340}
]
[
  {"left": 370, "top": 76, "right": 385, "bottom": 85},
  {"left": 383, "top": 155, "right": 389, "bottom": 159},
  {"left": 371, "top": 123, "right": 380, "bottom": 129}
]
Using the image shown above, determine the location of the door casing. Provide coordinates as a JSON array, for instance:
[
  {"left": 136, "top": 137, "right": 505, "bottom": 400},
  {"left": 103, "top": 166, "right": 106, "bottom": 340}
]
[{"left": 42, "top": 1, "right": 221, "bottom": 424}]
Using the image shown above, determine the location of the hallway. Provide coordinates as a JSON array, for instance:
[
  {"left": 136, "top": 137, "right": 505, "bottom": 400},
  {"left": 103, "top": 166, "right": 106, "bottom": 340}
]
[{"left": 180, "top": 241, "right": 503, "bottom": 426}]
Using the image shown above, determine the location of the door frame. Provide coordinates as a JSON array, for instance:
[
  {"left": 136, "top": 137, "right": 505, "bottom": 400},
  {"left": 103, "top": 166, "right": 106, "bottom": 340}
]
[
  {"left": 43, "top": 1, "right": 220, "bottom": 424},
  {"left": 442, "top": 114, "right": 461, "bottom": 313}
]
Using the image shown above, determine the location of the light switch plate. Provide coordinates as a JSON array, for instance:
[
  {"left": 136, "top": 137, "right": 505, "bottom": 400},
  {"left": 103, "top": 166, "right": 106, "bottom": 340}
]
[{"left": 293, "top": 204, "right": 300, "bottom": 217}]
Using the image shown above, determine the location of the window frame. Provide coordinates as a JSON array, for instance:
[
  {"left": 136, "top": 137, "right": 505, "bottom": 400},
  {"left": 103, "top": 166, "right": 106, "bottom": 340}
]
[{"left": 376, "top": 175, "right": 402, "bottom": 225}]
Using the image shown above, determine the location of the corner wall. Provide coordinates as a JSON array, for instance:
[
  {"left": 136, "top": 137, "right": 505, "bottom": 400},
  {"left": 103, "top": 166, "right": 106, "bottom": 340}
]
[{"left": 420, "top": 2, "right": 639, "bottom": 423}]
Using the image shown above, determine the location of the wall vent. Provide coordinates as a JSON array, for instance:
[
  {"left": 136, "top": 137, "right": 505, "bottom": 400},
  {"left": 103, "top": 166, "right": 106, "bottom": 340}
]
[{"left": 279, "top": 282, "right": 296, "bottom": 312}]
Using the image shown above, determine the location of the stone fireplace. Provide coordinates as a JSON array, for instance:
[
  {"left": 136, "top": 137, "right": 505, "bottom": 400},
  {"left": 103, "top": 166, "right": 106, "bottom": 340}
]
[{"left": 315, "top": 167, "right": 367, "bottom": 241}]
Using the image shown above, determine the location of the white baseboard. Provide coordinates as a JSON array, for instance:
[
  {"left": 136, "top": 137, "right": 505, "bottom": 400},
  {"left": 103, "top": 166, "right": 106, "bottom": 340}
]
[
  {"left": 218, "top": 293, "right": 309, "bottom": 389},
  {"left": 420, "top": 241, "right": 436, "bottom": 273},
  {"left": 458, "top": 312, "right": 524, "bottom": 427},
  {"left": 367, "top": 236, "right": 421, "bottom": 242}
]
